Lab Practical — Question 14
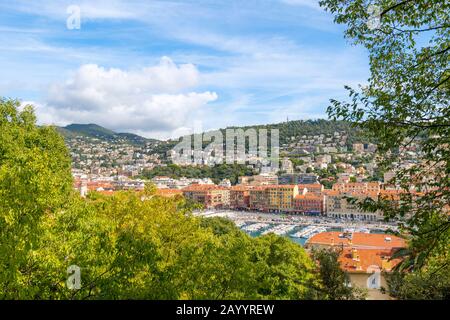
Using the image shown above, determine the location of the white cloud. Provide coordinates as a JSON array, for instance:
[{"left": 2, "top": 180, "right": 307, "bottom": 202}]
[
  {"left": 37, "top": 57, "right": 218, "bottom": 139},
  {"left": 2, "top": 0, "right": 368, "bottom": 138}
]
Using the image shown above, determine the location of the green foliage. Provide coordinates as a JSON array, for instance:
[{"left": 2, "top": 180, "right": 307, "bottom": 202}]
[
  {"left": 0, "top": 99, "right": 325, "bottom": 300},
  {"left": 385, "top": 253, "right": 450, "bottom": 300},
  {"left": 2, "top": 188, "right": 321, "bottom": 299},
  {"left": 320, "top": 0, "right": 450, "bottom": 299},
  {"left": 0, "top": 98, "right": 74, "bottom": 298},
  {"left": 142, "top": 163, "right": 256, "bottom": 185},
  {"left": 152, "top": 119, "right": 369, "bottom": 158},
  {"left": 289, "top": 157, "right": 305, "bottom": 168},
  {"left": 312, "top": 249, "right": 367, "bottom": 300},
  {"left": 57, "top": 123, "right": 158, "bottom": 146}
]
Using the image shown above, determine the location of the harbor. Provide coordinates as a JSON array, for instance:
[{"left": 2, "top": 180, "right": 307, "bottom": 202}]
[{"left": 194, "top": 209, "right": 399, "bottom": 246}]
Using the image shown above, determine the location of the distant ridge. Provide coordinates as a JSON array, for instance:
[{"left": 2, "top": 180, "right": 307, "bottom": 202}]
[
  {"left": 56, "top": 123, "right": 159, "bottom": 145},
  {"left": 56, "top": 119, "right": 368, "bottom": 152},
  {"left": 148, "top": 119, "right": 370, "bottom": 157}
]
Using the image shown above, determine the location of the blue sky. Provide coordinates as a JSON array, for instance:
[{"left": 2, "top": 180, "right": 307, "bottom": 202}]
[{"left": 0, "top": 0, "right": 369, "bottom": 139}]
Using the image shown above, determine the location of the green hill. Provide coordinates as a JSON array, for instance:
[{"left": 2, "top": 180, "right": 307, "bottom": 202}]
[
  {"left": 151, "top": 119, "right": 371, "bottom": 158},
  {"left": 56, "top": 124, "right": 159, "bottom": 145}
]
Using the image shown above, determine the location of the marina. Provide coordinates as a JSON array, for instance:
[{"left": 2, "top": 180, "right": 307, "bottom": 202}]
[
  {"left": 291, "top": 226, "right": 328, "bottom": 239},
  {"left": 261, "top": 224, "right": 296, "bottom": 236},
  {"left": 195, "top": 209, "right": 398, "bottom": 246},
  {"left": 242, "top": 223, "right": 269, "bottom": 232}
]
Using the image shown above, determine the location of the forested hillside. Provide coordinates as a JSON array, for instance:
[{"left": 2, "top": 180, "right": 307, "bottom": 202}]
[{"left": 151, "top": 119, "right": 370, "bottom": 159}]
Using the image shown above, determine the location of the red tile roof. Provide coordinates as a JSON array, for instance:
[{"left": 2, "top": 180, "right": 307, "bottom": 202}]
[
  {"left": 307, "top": 231, "right": 406, "bottom": 250},
  {"left": 182, "top": 184, "right": 229, "bottom": 192},
  {"left": 339, "top": 248, "right": 403, "bottom": 273},
  {"left": 156, "top": 189, "right": 183, "bottom": 197}
]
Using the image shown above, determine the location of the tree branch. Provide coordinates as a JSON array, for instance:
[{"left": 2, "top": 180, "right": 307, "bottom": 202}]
[{"left": 381, "top": 0, "right": 416, "bottom": 18}]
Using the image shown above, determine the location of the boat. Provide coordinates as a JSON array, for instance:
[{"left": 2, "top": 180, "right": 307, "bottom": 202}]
[
  {"left": 291, "top": 226, "right": 327, "bottom": 239},
  {"left": 261, "top": 224, "right": 296, "bottom": 236},
  {"left": 242, "top": 223, "right": 269, "bottom": 232}
]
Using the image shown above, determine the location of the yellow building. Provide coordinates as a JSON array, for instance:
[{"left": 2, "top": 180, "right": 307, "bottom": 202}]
[
  {"left": 266, "top": 185, "right": 299, "bottom": 212},
  {"left": 332, "top": 182, "right": 381, "bottom": 193}
]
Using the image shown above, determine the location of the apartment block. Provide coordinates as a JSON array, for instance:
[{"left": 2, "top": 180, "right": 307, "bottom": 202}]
[
  {"left": 325, "top": 191, "right": 381, "bottom": 220},
  {"left": 332, "top": 182, "right": 381, "bottom": 193},
  {"left": 293, "top": 193, "right": 325, "bottom": 215},
  {"left": 249, "top": 186, "right": 269, "bottom": 211},
  {"left": 182, "top": 185, "right": 230, "bottom": 209},
  {"left": 266, "top": 185, "right": 299, "bottom": 212},
  {"left": 229, "top": 185, "right": 252, "bottom": 209}
]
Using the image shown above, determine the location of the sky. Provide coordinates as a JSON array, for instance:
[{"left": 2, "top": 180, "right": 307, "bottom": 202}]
[{"left": 0, "top": 0, "right": 369, "bottom": 140}]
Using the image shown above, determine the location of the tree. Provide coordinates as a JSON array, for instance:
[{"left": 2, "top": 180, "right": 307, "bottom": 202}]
[
  {"left": 0, "top": 98, "right": 73, "bottom": 298},
  {"left": 319, "top": 0, "right": 449, "bottom": 298},
  {"left": 312, "top": 248, "right": 367, "bottom": 300},
  {"left": 0, "top": 98, "right": 322, "bottom": 300}
]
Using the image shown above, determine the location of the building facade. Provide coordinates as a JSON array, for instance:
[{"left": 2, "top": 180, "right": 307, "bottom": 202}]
[
  {"left": 267, "top": 185, "right": 299, "bottom": 212},
  {"left": 182, "top": 185, "right": 230, "bottom": 209},
  {"left": 229, "top": 185, "right": 252, "bottom": 210}
]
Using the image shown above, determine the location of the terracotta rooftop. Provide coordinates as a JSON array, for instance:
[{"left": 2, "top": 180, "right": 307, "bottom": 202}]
[
  {"left": 323, "top": 190, "right": 339, "bottom": 196},
  {"left": 339, "top": 248, "right": 403, "bottom": 273},
  {"left": 298, "top": 184, "right": 323, "bottom": 190},
  {"left": 307, "top": 231, "right": 406, "bottom": 250},
  {"left": 97, "top": 190, "right": 115, "bottom": 196},
  {"left": 87, "top": 182, "right": 114, "bottom": 191},
  {"left": 249, "top": 186, "right": 270, "bottom": 191},
  {"left": 266, "top": 185, "right": 297, "bottom": 189},
  {"left": 156, "top": 189, "right": 183, "bottom": 197},
  {"left": 230, "top": 185, "right": 253, "bottom": 191},
  {"left": 182, "top": 184, "right": 229, "bottom": 192}
]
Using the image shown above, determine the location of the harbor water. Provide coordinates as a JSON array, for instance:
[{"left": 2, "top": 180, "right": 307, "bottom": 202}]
[{"left": 196, "top": 210, "right": 394, "bottom": 247}]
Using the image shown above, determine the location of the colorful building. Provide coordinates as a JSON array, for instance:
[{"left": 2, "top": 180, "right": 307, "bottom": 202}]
[
  {"left": 249, "top": 186, "right": 269, "bottom": 211},
  {"left": 332, "top": 182, "right": 381, "bottom": 193},
  {"left": 229, "top": 185, "right": 252, "bottom": 210},
  {"left": 182, "top": 185, "right": 230, "bottom": 209},
  {"left": 266, "top": 185, "right": 299, "bottom": 212},
  {"left": 306, "top": 232, "right": 406, "bottom": 300},
  {"left": 325, "top": 191, "right": 381, "bottom": 220},
  {"left": 156, "top": 189, "right": 183, "bottom": 198},
  {"left": 293, "top": 193, "right": 325, "bottom": 215}
]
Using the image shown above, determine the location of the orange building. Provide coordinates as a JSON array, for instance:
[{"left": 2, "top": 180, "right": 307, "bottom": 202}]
[
  {"left": 306, "top": 231, "right": 407, "bottom": 300},
  {"left": 266, "top": 185, "right": 299, "bottom": 212},
  {"left": 156, "top": 189, "right": 183, "bottom": 198},
  {"left": 229, "top": 185, "right": 252, "bottom": 210},
  {"left": 249, "top": 186, "right": 270, "bottom": 211},
  {"left": 339, "top": 247, "right": 404, "bottom": 299},
  {"left": 298, "top": 184, "right": 324, "bottom": 195},
  {"left": 182, "top": 185, "right": 230, "bottom": 209},
  {"left": 293, "top": 193, "right": 325, "bottom": 215}
]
